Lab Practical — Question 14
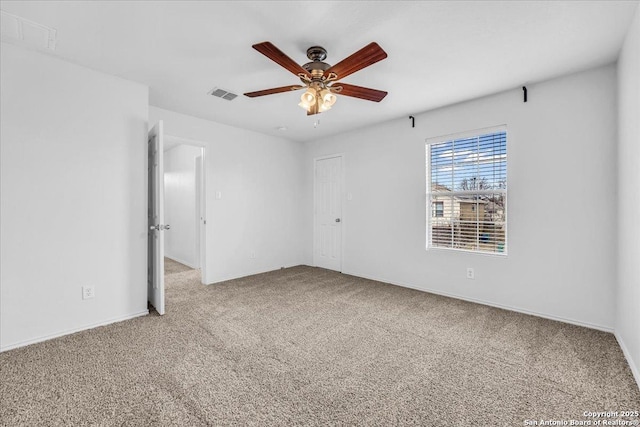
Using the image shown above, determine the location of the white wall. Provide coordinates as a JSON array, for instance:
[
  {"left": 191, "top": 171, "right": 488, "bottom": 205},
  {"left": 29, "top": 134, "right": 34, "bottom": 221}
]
[
  {"left": 164, "top": 144, "right": 202, "bottom": 268},
  {"left": 616, "top": 5, "right": 640, "bottom": 387},
  {"left": 149, "top": 107, "right": 306, "bottom": 284},
  {"left": 0, "top": 43, "right": 149, "bottom": 351},
  {"left": 303, "top": 64, "right": 618, "bottom": 331}
]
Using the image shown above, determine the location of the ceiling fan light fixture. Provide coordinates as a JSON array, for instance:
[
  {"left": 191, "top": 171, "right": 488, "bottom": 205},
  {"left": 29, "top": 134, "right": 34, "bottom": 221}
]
[
  {"left": 318, "top": 102, "right": 331, "bottom": 113},
  {"left": 320, "top": 88, "right": 337, "bottom": 107},
  {"left": 298, "top": 89, "right": 317, "bottom": 110}
]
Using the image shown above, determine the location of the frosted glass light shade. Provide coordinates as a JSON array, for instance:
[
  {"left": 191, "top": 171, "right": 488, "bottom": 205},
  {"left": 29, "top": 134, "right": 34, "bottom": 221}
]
[{"left": 298, "top": 90, "right": 316, "bottom": 110}]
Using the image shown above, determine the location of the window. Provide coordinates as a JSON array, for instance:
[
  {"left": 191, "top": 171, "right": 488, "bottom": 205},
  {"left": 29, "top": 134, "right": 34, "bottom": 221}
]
[
  {"left": 433, "top": 201, "right": 444, "bottom": 217},
  {"left": 426, "top": 127, "right": 507, "bottom": 254}
]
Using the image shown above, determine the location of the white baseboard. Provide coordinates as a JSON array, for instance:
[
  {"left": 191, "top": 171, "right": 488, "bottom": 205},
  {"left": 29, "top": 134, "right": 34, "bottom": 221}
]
[
  {"left": 0, "top": 310, "right": 149, "bottom": 353},
  {"left": 165, "top": 254, "right": 198, "bottom": 269},
  {"left": 207, "top": 264, "right": 301, "bottom": 285},
  {"left": 342, "top": 269, "right": 614, "bottom": 333},
  {"left": 615, "top": 332, "right": 640, "bottom": 391}
]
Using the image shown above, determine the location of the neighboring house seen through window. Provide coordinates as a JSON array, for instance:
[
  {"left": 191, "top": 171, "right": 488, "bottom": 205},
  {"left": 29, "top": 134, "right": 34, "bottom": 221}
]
[
  {"left": 434, "top": 201, "right": 444, "bottom": 217},
  {"left": 426, "top": 127, "right": 507, "bottom": 254}
]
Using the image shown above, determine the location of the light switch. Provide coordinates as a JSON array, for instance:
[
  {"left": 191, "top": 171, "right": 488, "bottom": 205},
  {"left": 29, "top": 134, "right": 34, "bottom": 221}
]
[
  {"left": 347, "top": 193, "right": 353, "bottom": 201},
  {"left": 215, "top": 191, "right": 222, "bottom": 200}
]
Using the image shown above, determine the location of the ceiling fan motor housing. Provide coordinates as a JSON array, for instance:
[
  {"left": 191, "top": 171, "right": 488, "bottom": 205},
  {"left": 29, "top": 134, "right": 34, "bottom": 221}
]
[
  {"left": 303, "top": 46, "right": 330, "bottom": 78},
  {"left": 306, "top": 46, "right": 327, "bottom": 61}
]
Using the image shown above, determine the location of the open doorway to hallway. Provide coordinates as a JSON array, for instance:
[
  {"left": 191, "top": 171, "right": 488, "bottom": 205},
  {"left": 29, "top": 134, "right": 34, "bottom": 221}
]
[{"left": 163, "top": 136, "right": 207, "bottom": 284}]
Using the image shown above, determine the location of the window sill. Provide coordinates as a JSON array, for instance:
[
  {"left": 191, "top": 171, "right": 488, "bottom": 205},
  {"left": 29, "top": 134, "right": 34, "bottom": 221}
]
[{"left": 426, "top": 246, "right": 508, "bottom": 257}]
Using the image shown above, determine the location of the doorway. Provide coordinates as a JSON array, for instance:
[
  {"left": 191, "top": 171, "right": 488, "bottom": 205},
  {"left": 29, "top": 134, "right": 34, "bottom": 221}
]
[
  {"left": 313, "top": 154, "right": 343, "bottom": 272},
  {"left": 163, "top": 135, "right": 207, "bottom": 285}
]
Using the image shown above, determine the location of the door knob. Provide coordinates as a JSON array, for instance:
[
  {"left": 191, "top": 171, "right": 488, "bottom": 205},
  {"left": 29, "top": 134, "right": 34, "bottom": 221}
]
[
  {"left": 150, "top": 224, "right": 170, "bottom": 231},
  {"left": 335, "top": 218, "right": 341, "bottom": 223}
]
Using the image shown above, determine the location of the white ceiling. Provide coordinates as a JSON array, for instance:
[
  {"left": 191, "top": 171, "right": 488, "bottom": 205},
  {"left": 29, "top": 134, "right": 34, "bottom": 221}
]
[{"left": 1, "top": 1, "right": 637, "bottom": 142}]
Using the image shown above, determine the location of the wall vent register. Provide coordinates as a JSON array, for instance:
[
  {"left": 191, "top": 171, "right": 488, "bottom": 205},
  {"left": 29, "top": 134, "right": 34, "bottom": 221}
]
[
  {"left": 208, "top": 87, "right": 238, "bottom": 101},
  {"left": 0, "top": 10, "right": 57, "bottom": 51}
]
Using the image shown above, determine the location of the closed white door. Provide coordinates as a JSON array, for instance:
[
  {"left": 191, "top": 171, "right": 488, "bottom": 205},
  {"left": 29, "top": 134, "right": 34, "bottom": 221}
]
[
  {"left": 314, "top": 156, "right": 342, "bottom": 271},
  {"left": 148, "top": 121, "right": 166, "bottom": 315}
]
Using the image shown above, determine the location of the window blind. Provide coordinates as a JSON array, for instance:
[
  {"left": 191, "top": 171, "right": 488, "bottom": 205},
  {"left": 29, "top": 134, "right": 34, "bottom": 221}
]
[{"left": 427, "top": 129, "right": 507, "bottom": 254}]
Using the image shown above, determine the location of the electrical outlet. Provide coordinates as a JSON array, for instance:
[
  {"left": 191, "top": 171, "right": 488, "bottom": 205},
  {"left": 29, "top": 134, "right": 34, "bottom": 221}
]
[
  {"left": 82, "top": 286, "right": 95, "bottom": 300},
  {"left": 250, "top": 250, "right": 256, "bottom": 259},
  {"left": 466, "top": 268, "right": 475, "bottom": 280}
]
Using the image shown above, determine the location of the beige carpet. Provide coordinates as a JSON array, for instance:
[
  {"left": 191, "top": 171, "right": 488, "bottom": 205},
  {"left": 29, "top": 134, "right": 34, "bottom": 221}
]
[
  {"left": 164, "top": 257, "right": 193, "bottom": 275},
  {"left": 1, "top": 266, "right": 638, "bottom": 426}
]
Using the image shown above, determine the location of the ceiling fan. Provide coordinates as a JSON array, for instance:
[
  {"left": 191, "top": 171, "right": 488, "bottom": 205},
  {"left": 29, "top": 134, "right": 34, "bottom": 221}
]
[{"left": 244, "top": 41, "right": 388, "bottom": 115}]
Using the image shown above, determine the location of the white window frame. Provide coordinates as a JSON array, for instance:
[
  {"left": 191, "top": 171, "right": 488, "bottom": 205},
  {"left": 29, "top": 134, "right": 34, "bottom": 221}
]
[{"left": 425, "top": 125, "right": 508, "bottom": 256}]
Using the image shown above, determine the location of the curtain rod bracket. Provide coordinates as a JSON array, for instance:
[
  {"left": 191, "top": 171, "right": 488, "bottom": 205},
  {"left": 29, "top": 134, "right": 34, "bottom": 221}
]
[
  {"left": 409, "top": 116, "right": 415, "bottom": 128},
  {"left": 522, "top": 86, "right": 528, "bottom": 102}
]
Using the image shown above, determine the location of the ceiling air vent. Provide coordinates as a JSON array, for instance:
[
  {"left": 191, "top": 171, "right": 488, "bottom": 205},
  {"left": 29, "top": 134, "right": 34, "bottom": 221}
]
[
  {"left": 0, "top": 10, "right": 57, "bottom": 50},
  {"left": 208, "top": 87, "right": 238, "bottom": 101}
]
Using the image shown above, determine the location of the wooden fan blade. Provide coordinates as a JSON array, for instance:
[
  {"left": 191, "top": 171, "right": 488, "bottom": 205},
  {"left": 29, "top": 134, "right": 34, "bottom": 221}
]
[
  {"left": 252, "top": 42, "right": 312, "bottom": 78},
  {"left": 324, "top": 42, "right": 387, "bottom": 80},
  {"left": 244, "top": 85, "right": 305, "bottom": 98},
  {"left": 334, "top": 83, "right": 387, "bottom": 102}
]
